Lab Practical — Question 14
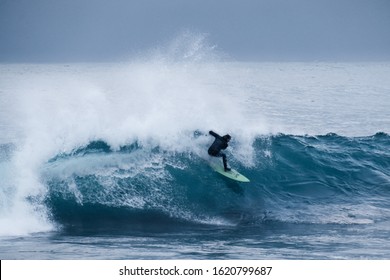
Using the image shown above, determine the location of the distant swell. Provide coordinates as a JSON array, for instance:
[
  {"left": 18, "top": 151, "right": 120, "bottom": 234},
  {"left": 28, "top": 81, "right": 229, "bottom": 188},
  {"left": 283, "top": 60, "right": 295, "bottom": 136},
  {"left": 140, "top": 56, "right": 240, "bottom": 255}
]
[{"left": 41, "top": 133, "right": 390, "bottom": 231}]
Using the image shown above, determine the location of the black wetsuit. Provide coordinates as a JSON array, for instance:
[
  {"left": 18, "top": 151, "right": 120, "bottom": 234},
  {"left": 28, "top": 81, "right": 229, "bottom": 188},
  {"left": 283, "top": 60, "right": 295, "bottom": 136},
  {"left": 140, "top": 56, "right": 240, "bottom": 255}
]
[{"left": 208, "top": 131, "right": 230, "bottom": 171}]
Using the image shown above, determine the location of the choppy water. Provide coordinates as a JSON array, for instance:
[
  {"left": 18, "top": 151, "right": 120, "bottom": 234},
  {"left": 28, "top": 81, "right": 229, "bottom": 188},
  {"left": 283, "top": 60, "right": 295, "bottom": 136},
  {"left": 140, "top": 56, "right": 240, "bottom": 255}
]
[{"left": 0, "top": 58, "right": 389, "bottom": 259}]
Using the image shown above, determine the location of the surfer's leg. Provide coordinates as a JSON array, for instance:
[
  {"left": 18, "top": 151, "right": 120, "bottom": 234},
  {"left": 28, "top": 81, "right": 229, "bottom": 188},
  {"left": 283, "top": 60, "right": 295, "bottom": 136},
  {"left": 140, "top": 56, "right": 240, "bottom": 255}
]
[{"left": 221, "top": 153, "right": 231, "bottom": 172}]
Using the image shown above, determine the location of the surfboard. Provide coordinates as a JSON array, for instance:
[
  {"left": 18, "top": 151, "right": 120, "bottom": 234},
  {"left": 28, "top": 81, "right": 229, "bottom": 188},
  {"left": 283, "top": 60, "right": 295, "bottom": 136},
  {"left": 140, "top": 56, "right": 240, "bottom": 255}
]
[{"left": 210, "top": 162, "right": 250, "bottom": 183}]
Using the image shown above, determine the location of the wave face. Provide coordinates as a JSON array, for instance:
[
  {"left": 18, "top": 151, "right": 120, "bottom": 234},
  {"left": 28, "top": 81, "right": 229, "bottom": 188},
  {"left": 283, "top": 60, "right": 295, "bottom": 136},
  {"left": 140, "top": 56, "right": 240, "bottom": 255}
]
[
  {"left": 38, "top": 133, "right": 390, "bottom": 232},
  {"left": 1, "top": 41, "right": 390, "bottom": 236}
]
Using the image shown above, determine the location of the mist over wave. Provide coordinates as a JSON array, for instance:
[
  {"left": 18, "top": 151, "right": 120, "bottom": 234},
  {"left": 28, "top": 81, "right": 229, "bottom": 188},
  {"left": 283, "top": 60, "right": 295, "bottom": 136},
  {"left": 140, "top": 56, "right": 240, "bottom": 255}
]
[
  {"left": 0, "top": 34, "right": 258, "bottom": 235},
  {"left": 0, "top": 33, "right": 389, "bottom": 236}
]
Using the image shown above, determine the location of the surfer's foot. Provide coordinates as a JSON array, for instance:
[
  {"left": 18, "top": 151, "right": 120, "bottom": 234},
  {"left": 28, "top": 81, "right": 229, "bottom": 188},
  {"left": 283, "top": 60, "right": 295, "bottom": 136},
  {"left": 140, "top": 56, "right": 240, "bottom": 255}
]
[{"left": 224, "top": 167, "right": 231, "bottom": 172}]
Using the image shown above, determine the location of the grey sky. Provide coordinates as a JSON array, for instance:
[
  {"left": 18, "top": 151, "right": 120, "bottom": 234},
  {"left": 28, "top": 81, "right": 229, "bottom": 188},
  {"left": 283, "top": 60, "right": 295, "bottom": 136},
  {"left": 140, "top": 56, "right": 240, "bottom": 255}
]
[{"left": 0, "top": 0, "right": 389, "bottom": 62}]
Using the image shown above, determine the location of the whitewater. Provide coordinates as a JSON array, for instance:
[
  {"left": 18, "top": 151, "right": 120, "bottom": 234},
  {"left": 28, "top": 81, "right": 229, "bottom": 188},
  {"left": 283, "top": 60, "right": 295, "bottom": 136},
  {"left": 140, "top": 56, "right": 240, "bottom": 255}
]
[{"left": 0, "top": 53, "right": 389, "bottom": 259}]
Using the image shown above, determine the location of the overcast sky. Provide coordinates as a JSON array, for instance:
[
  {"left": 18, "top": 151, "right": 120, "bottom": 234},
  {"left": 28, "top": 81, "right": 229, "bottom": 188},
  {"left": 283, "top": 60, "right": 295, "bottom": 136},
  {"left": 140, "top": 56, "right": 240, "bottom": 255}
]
[{"left": 0, "top": 0, "right": 389, "bottom": 62}]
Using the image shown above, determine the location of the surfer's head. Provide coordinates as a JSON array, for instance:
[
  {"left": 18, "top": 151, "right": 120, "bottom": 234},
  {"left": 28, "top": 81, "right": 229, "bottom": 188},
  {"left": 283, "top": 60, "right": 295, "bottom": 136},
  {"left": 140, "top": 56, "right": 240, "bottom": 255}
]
[{"left": 223, "top": 134, "right": 231, "bottom": 142}]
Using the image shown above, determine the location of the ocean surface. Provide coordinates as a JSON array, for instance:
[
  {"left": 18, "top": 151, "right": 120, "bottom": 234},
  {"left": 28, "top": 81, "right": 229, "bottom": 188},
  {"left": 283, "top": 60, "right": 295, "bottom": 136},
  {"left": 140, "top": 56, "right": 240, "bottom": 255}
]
[{"left": 0, "top": 58, "right": 389, "bottom": 259}]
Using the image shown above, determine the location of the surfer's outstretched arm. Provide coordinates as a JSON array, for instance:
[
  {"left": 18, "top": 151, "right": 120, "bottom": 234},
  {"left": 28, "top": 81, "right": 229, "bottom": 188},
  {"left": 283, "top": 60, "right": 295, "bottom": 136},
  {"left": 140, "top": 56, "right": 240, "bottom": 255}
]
[{"left": 209, "top": 130, "right": 222, "bottom": 139}]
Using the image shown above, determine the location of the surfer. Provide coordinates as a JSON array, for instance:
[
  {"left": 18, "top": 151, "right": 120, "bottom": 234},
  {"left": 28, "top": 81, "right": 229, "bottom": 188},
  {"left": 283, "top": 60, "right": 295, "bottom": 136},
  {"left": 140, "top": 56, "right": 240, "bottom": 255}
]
[{"left": 208, "top": 130, "right": 231, "bottom": 172}]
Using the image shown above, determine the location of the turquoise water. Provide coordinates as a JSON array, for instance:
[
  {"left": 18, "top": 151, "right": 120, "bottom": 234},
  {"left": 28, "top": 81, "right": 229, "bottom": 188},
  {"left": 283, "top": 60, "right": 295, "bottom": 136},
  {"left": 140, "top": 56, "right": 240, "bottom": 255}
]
[{"left": 0, "top": 62, "right": 389, "bottom": 259}]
